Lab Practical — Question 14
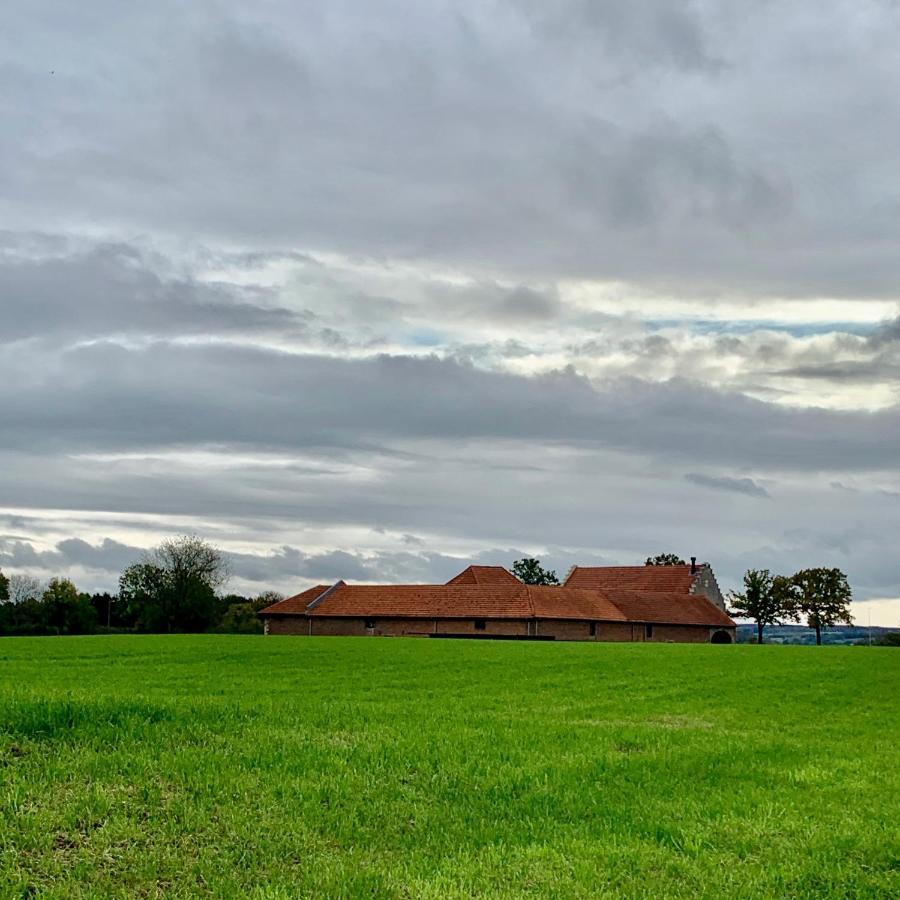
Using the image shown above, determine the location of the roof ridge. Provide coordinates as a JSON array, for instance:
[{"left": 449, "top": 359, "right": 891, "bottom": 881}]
[{"left": 305, "top": 579, "right": 346, "bottom": 610}]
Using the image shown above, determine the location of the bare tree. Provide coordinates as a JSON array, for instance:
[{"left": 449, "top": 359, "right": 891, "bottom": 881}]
[
  {"left": 151, "top": 535, "right": 231, "bottom": 591},
  {"left": 8, "top": 574, "right": 43, "bottom": 605}
]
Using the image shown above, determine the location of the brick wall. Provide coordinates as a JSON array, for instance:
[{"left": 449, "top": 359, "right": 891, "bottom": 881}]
[
  {"left": 266, "top": 617, "right": 310, "bottom": 636},
  {"left": 535, "top": 619, "right": 594, "bottom": 641},
  {"left": 263, "top": 616, "right": 734, "bottom": 643},
  {"left": 598, "top": 622, "right": 635, "bottom": 642},
  {"left": 433, "top": 618, "right": 529, "bottom": 637}
]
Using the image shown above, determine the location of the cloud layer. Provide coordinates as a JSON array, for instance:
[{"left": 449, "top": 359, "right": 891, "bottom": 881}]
[{"left": 2, "top": 2, "right": 899, "bottom": 624}]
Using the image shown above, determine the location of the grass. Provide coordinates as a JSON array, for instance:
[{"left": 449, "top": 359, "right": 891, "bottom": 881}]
[{"left": 0, "top": 637, "right": 897, "bottom": 898}]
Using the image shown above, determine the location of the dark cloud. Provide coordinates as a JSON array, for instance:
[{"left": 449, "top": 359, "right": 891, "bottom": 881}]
[
  {"left": 0, "top": 536, "right": 138, "bottom": 572},
  {"left": 0, "top": 242, "right": 306, "bottom": 343},
  {"left": 2, "top": 341, "right": 899, "bottom": 470},
  {"left": 3, "top": 2, "right": 900, "bottom": 296},
  {"left": 685, "top": 473, "right": 769, "bottom": 498}
]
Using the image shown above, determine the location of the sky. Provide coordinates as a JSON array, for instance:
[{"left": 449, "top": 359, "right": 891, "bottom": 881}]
[{"left": 2, "top": 1, "right": 900, "bottom": 626}]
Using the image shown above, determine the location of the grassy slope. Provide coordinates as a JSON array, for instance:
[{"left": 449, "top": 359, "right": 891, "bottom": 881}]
[{"left": 0, "top": 637, "right": 897, "bottom": 898}]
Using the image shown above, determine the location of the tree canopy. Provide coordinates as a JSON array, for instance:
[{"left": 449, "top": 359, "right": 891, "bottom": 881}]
[
  {"left": 729, "top": 569, "right": 798, "bottom": 643},
  {"left": 119, "top": 535, "right": 229, "bottom": 633},
  {"left": 512, "top": 558, "right": 559, "bottom": 585},
  {"left": 645, "top": 553, "right": 686, "bottom": 566},
  {"left": 792, "top": 567, "right": 853, "bottom": 645},
  {"left": 0, "top": 568, "right": 8, "bottom": 603}
]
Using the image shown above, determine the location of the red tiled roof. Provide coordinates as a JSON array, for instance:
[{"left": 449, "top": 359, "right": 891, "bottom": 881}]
[
  {"left": 259, "top": 565, "right": 734, "bottom": 629},
  {"left": 565, "top": 565, "right": 699, "bottom": 593},
  {"left": 265, "top": 582, "right": 627, "bottom": 621},
  {"left": 446, "top": 565, "right": 519, "bottom": 586},
  {"left": 528, "top": 586, "right": 626, "bottom": 622},
  {"left": 259, "top": 585, "right": 330, "bottom": 615},
  {"left": 603, "top": 589, "right": 736, "bottom": 628}
]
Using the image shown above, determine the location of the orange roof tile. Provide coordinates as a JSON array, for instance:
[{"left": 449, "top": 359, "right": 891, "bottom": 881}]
[
  {"left": 446, "top": 565, "right": 519, "bottom": 586},
  {"left": 565, "top": 565, "right": 699, "bottom": 593},
  {"left": 528, "top": 586, "right": 626, "bottom": 622},
  {"left": 603, "top": 589, "right": 736, "bottom": 628},
  {"left": 259, "top": 585, "right": 330, "bottom": 615},
  {"left": 259, "top": 565, "right": 734, "bottom": 630},
  {"left": 263, "top": 582, "right": 627, "bottom": 621}
]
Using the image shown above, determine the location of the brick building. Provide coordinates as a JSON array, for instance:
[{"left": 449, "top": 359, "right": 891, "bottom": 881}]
[{"left": 259, "top": 561, "right": 736, "bottom": 643}]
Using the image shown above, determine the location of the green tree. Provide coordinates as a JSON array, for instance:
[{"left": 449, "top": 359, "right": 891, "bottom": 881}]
[
  {"left": 0, "top": 568, "right": 9, "bottom": 602},
  {"left": 119, "top": 536, "right": 229, "bottom": 632},
  {"left": 728, "top": 569, "right": 798, "bottom": 644},
  {"left": 40, "top": 578, "right": 98, "bottom": 635},
  {"left": 215, "top": 602, "right": 264, "bottom": 634},
  {"left": 792, "top": 567, "right": 853, "bottom": 645},
  {"left": 252, "top": 590, "right": 284, "bottom": 612},
  {"left": 512, "top": 558, "right": 559, "bottom": 585},
  {"left": 645, "top": 553, "right": 686, "bottom": 566}
]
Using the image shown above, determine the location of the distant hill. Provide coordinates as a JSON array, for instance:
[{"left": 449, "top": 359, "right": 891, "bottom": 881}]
[{"left": 736, "top": 624, "right": 900, "bottom": 645}]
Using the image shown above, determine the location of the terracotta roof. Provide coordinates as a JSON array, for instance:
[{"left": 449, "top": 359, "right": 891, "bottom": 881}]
[
  {"left": 259, "top": 565, "right": 734, "bottom": 630},
  {"left": 264, "top": 582, "right": 627, "bottom": 621},
  {"left": 528, "top": 586, "right": 626, "bottom": 622},
  {"left": 565, "top": 565, "right": 699, "bottom": 593},
  {"left": 603, "top": 589, "right": 736, "bottom": 628},
  {"left": 259, "top": 585, "right": 329, "bottom": 615},
  {"left": 446, "top": 565, "right": 519, "bottom": 586}
]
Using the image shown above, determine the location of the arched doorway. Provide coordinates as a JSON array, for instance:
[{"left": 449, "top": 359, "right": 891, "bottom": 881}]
[{"left": 710, "top": 630, "right": 733, "bottom": 644}]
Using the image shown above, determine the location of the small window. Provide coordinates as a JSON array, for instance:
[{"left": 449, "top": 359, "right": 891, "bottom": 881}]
[
  {"left": 645, "top": 624, "right": 653, "bottom": 639},
  {"left": 364, "top": 619, "right": 376, "bottom": 629},
  {"left": 589, "top": 622, "right": 597, "bottom": 637},
  {"left": 474, "top": 619, "right": 486, "bottom": 631}
]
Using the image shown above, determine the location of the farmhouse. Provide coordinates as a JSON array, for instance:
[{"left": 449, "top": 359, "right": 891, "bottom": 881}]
[{"left": 259, "top": 560, "right": 736, "bottom": 643}]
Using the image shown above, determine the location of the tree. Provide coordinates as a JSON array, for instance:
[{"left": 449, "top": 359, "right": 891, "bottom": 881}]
[
  {"left": 40, "top": 578, "right": 98, "bottom": 635},
  {"left": 512, "top": 558, "right": 559, "bottom": 585},
  {"left": 252, "top": 590, "right": 284, "bottom": 612},
  {"left": 728, "top": 569, "right": 798, "bottom": 644},
  {"left": 645, "top": 553, "right": 686, "bottom": 566},
  {"left": 0, "top": 568, "right": 8, "bottom": 602},
  {"left": 792, "top": 567, "right": 853, "bottom": 645},
  {"left": 119, "top": 535, "right": 229, "bottom": 632},
  {"left": 8, "top": 574, "right": 42, "bottom": 605},
  {"left": 215, "top": 602, "right": 264, "bottom": 634},
  {"left": 0, "top": 575, "right": 47, "bottom": 635}
]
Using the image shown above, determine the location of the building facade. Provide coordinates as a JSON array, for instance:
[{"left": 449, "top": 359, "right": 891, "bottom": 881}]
[{"left": 260, "top": 563, "right": 736, "bottom": 643}]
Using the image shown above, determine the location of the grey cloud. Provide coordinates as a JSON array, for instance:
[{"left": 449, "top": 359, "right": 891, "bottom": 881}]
[
  {"left": 685, "top": 473, "right": 769, "bottom": 498},
  {"left": 0, "top": 243, "right": 307, "bottom": 343},
  {"left": 496, "top": 286, "right": 561, "bottom": 321},
  {"left": 562, "top": 123, "right": 788, "bottom": 235},
  {"left": 2, "top": 341, "right": 900, "bottom": 471},
  {"left": 867, "top": 317, "right": 900, "bottom": 348},
  {"left": 513, "top": 0, "right": 721, "bottom": 72},
  {"left": 4, "top": 2, "right": 900, "bottom": 296},
  {"left": 0, "top": 536, "right": 140, "bottom": 573}
]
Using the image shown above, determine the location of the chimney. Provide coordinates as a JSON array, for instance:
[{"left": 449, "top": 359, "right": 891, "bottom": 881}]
[{"left": 690, "top": 557, "right": 697, "bottom": 574}]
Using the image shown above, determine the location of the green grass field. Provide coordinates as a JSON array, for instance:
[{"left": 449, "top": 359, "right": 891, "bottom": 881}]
[{"left": 1, "top": 637, "right": 897, "bottom": 898}]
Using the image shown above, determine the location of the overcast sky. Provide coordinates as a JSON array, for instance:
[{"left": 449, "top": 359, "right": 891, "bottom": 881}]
[{"left": 3, "top": 1, "right": 900, "bottom": 625}]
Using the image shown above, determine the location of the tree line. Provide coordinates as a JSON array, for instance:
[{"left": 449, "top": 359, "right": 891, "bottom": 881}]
[
  {"left": 0, "top": 543, "right": 868, "bottom": 644},
  {"left": 729, "top": 568, "right": 853, "bottom": 645},
  {"left": 0, "top": 536, "right": 279, "bottom": 637}
]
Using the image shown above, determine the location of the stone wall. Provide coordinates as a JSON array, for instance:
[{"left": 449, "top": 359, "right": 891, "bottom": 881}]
[{"left": 692, "top": 566, "right": 727, "bottom": 610}]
